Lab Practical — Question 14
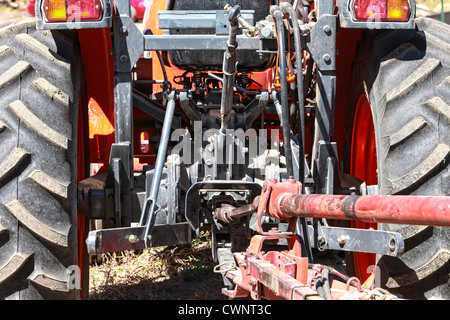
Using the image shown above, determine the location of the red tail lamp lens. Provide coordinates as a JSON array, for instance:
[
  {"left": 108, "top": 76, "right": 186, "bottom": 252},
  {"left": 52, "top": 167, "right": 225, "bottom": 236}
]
[
  {"left": 353, "top": 0, "right": 387, "bottom": 20},
  {"left": 43, "top": 0, "right": 103, "bottom": 22},
  {"left": 352, "top": 0, "right": 410, "bottom": 21}
]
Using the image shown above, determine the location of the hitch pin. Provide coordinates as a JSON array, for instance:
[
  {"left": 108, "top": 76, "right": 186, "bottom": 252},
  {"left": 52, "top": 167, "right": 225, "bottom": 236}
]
[{"left": 224, "top": 4, "right": 259, "bottom": 37}]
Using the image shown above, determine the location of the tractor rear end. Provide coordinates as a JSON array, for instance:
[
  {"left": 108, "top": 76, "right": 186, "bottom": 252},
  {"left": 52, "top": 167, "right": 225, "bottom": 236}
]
[{"left": 0, "top": 0, "right": 448, "bottom": 300}]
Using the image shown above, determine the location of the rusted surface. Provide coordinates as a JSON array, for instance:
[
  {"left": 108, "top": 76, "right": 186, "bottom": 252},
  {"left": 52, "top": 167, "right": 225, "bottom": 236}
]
[
  {"left": 274, "top": 193, "right": 450, "bottom": 227},
  {"left": 223, "top": 180, "right": 449, "bottom": 300},
  {"left": 214, "top": 196, "right": 259, "bottom": 224},
  {"left": 222, "top": 233, "right": 398, "bottom": 300}
]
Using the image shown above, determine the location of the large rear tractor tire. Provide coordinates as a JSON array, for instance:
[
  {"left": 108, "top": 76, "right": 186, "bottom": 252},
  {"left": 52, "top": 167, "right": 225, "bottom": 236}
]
[
  {"left": 346, "top": 17, "right": 450, "bottom": 299},
  {"left": 0, "top": 20, "right": 83, "bottom": 299}
]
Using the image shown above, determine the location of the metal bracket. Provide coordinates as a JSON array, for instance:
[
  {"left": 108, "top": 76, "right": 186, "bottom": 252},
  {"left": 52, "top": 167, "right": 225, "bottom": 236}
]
[
  {"left": 113, "top": 4, "right": 144, "bottom": 72},
  {"left": 158, "top": 10, "right": 255, "bottom": 35},
  {"left": 133, "top": 92, "right": 182, "bottom": 128},
  {"left": 255, "top": 179, "right": 302, "bottom": 236},
  {"left": 305, "top": 14, "right": 337, "bottom": 71},
  {"left": 312, "top": 141, "right": 340, "bottom": 194},
  {"left": 243, "top": 91, "right": 269, "bottom": 129},
  {"left": 108, "top": 142, "right": 132, "bottom": 227},
  {"left": 306, "top": 225, "right": 405, "bottom": 257},
  {"left": 185, "top": 181, "right": 262, "bottom": 233},
  {"left": 85, "top": 223, "right": 191, "bottom": 254}
]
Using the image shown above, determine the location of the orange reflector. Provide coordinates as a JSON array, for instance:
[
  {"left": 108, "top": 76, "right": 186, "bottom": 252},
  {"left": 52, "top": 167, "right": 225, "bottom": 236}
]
[
  {"left": 88, "top": 97, "right": 115, "bottom": 139},
  {"left": 351, "top": 0, "right": 410, "bottom": 21},
  {"left": 43, "top": 0, "right": 66, "bottom": 21},
  {"left": 387, "top": 0, "right": 410, "bottom": 20},
  {"left": 42, "top": 0, "right": 103, "bottom": 22}
]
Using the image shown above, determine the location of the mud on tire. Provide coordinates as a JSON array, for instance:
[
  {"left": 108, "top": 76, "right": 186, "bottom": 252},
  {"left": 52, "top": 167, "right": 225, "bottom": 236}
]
[
  {"left": 0, "top": 20, "right": 81, "bottom": 299},
  {"left": 347, "top": 17, "right": 450, "bottom": 299}
]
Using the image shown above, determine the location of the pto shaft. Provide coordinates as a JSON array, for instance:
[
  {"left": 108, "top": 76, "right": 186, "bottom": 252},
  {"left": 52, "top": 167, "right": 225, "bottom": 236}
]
[{"left": 273, "top": 193, "right": 450, "bottom": 227}]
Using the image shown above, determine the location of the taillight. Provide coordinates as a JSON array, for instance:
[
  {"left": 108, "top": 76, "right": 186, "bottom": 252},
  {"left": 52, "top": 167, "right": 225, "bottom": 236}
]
[
  {"left": 42, "top": 0, "right": 103, "bottom": 22},
  {"left": 387, "top": 0, "right": 410, "bottom": 20},
  {"left": 351, "top": 0, "right": 410, "bottom": 21}
]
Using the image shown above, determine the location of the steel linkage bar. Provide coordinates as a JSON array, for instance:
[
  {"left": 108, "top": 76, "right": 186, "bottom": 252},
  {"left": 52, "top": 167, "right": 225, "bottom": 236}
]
[{"left": 139, "top": 90, "right": 177, "bottom": 246}]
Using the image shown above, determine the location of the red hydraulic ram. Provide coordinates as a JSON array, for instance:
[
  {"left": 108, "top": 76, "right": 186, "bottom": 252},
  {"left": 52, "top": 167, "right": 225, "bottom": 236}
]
[{"left": 273, "top": 193, "right": 450, "bottom": 227}]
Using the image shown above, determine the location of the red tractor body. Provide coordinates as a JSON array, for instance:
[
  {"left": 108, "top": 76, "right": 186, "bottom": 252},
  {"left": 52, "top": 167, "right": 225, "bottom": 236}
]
[{"left": 0, "top": 0, "right": 448, "bottom": 300}]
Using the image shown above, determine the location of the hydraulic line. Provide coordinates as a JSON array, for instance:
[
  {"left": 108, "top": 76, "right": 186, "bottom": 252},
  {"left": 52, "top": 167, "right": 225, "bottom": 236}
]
[
  {"left": 320, "top": 267, "right": 332, "bottom": 300},
  {"left": 281, "top": 2, "right": 306, "bottom": 185},
  {"left": 277, "top": 3, "right": 313, "bottom": 263},
  {"left": 220, "top": 4, "right": 239, "bottom": 133},
  {"left": 271, "top": 6, "right": 294, "bottom": 178},
  {"left": 143, "top": 29, "right": 169, "bottom": 90}
]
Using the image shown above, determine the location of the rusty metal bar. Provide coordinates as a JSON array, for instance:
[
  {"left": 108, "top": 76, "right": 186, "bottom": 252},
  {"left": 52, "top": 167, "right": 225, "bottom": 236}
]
[
  {"left": 214, "top": 196, "right": 260, "bottom": 224},
  {"left": 273, "top": 193, "right": 450, "bottom": 227}
]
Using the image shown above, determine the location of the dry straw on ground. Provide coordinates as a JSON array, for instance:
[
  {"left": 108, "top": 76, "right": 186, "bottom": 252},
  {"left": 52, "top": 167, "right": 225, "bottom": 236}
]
[{"left": 88, "top": 232, "right": 226, "bottom": 300}]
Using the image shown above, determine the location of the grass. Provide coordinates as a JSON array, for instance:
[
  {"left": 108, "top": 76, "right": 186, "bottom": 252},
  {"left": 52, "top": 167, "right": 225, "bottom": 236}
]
[{"left": 88, "top": 232, "right": 226, "bottom": 300}]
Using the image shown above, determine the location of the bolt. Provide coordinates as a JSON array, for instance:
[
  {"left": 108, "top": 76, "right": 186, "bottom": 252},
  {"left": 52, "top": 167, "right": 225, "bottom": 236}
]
[
  {"left": 323, "top": 25, "right": 331, "bottom": 34},
  {"left": 317, "top": 236, "right": 327, "bottom": 251},
  {"left": 120, "top": 55, "right": 128, "bottom": 62},
  {"left": 337, "top": 235, "right": 348, "bottom": 245},
  {"left": 120, "top": 26, "right": 127, "bottom": 33},
  {"left": 323, "top": 54, "right": 331, "bottom": 63},
  {"left": 261, "top": 26, "right": 273, "bottom": 38},
  {"left": 128, "top": 234, "right": 138, "bottom": 243}
]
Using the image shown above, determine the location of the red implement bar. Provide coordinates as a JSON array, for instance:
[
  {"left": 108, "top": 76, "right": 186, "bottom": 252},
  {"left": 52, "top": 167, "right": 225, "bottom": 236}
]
[
  {"left": 273, "top": 193, "right": 450, "bottom": 227},
  {"left": 221, "top": 180, "right": 450, "bottom": 300}
]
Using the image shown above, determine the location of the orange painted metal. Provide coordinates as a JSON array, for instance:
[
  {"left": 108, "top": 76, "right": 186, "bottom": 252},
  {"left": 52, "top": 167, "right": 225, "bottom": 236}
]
[
  {"left": 349, "top": 93, "right": 377, "bottom": 282},
  {"left": 77, "top": 28, "right": 115, "bottom": 173}
]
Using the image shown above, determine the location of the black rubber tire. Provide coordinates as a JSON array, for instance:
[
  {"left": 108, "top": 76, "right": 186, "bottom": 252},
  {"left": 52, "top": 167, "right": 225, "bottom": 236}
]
[
  {"left": 0, "top": 20, "right": 82, "bottom": 299},
  {"left": 346, "top": 17, "right": 450, "bottom": 299}
]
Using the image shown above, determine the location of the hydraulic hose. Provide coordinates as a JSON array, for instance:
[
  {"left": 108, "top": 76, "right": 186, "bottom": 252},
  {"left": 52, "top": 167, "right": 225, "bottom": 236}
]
[
  {"left": 220, "top": 4, "right": 240, "bottom": 133},
  {"left": 144, "top": 29, "right": 170, "bottom": 90},
  {"left": 321, "top": 267, "right": 332, "bottom": 300},
  {"left": 271, "top": 6, "right": 294, "bottom": 178},
  {"left": 281, "top": 2, "right": 305, "bottom": 185},
  {"left": 280, "top": 3, "right": 312, "bottom": 263}
]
